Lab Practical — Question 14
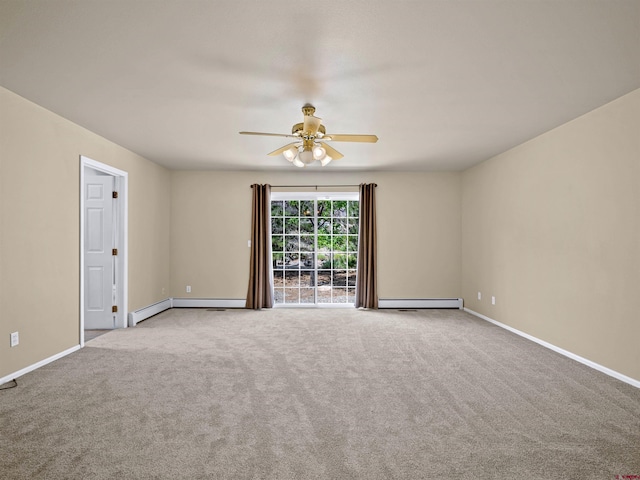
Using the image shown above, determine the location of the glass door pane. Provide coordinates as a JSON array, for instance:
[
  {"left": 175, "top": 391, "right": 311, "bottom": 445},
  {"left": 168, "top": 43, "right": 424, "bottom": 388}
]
[{"left": 271, "top": 195, "right": 358, "bottom": 305}]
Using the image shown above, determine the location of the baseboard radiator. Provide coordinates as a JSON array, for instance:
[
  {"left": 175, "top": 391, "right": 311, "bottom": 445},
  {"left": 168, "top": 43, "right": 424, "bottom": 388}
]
[
  {"left": 171, "top": 298, "right": 246, "bottom": 309},
  {"left": 130, "top": 298, "right": 460, "bottom": 317},
  {"left": 379, "top": 298, "right": 463, "bottom": 309},
  {"left": 128, "top": 298, "right": 172, "bottom": 326},
  {"left": 173, "top": 298, "right": 462, "bottom": 309}
]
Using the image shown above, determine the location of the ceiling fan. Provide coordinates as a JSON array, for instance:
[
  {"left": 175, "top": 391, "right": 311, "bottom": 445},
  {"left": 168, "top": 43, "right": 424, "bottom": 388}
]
[{"left": 239, "top": 104, "right": 378, "bottom": 167}]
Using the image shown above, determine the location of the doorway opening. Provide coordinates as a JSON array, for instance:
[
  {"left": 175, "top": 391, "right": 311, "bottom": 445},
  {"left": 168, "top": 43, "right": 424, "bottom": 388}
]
[
  {"left": 80, "top": 156, "right": 128, "bottom": 346},
  {"left": 271, "top": 192, "right": 359, "bottom": 306}
]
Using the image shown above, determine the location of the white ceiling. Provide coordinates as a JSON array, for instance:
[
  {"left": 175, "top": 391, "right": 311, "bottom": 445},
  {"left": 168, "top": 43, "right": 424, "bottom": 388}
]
[{"left": 1, "top": 1, "right": 638, "bottom": 171}]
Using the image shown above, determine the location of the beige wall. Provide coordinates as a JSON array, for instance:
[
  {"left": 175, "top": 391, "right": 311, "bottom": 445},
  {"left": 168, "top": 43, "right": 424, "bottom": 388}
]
[
  {"left": 0, "top": 87, "right": 171, "bottom": 379},
  {"left": 462, "top": 88, "right": 640, "bottom": 380},
  {"left": 170, "top": 170, "right": 462, "bottom": 300}
]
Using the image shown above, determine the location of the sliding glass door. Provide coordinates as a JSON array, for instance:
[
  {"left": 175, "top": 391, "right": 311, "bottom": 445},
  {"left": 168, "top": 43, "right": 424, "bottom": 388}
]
[{"left": 271, "top": 193, "right": 359, "bottom": 306}]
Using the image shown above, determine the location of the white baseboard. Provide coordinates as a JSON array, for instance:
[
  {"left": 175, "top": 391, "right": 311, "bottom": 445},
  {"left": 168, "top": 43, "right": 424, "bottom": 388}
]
[
  {"left": 171, "top": 298, "right": 246, "bottom": 308},
  {"left": 128, "top": 298, "right": 172, "bottom": 326},
  {"left": 379, "top": 298, "right": 463, "bottom": 309},
  {"left": 464, "top": 308, "right": 640, "bottom": 389},
  {"left": 0, "top": 344, "right": 82, "bottom": 386}
]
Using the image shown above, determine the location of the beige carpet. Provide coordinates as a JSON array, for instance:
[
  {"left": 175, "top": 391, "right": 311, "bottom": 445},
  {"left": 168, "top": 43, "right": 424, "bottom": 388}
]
[{"left": 1, "top": 308, "right": 639, "bottom": 479}]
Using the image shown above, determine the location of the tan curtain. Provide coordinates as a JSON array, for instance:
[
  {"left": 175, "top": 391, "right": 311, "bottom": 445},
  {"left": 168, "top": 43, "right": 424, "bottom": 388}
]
[
  {"left": 246, "top": 184, "right": 273, "bottom": 309},
  {"left": 355, "top": 183, "right": 378, "bottom": 309}
]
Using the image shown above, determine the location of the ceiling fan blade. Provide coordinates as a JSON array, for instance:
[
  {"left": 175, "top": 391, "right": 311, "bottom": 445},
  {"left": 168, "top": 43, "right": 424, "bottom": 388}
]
[
  {"left": 239, "top": 131, "right": 299, "bottom": 138},
  {"left": 303, "top": 115, "right": 322, "bottom": 135},
  {"left": 267, "top": 142, "right": 300, "bottom": 156},
  {"left": 320, "top": 142, "right": 344, "bottom": 160},
  {"left": 323, "top": 134, "right": 378, "bottom": 143}
]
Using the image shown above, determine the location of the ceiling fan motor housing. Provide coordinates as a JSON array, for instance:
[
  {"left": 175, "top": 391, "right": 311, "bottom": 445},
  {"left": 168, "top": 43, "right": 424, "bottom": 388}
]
[{"left": 292, "top": 122, "right": 326, "bottom": 136}]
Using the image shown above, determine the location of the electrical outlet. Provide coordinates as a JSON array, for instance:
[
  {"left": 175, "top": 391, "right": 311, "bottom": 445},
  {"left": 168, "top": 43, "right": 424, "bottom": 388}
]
[
  {"left": 10, "top": 332, "right": 19, "bottom": 347},
  {"left": 477, "top": 292, "right": 482, "bottom": 300},
  {"left": 492, "top": 296, "right": 496, "bottom": 305},
  {"left": 247, "top": 240, "right": 251, "bottom": 248},
  {"left": 186, "top": 285, "right": 191, "bottom": 293}
]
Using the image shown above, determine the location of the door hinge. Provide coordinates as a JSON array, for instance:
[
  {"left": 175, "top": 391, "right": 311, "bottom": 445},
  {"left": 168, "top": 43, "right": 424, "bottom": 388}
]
[
  {"left": 112, "top": 306, "right": 118, "bottom": 313},
  {"left": 112, "top": 248, "right": 118, "bottom": 256},
  {"left": 112, "top": 191, "right": 118, "bottom": 199}
]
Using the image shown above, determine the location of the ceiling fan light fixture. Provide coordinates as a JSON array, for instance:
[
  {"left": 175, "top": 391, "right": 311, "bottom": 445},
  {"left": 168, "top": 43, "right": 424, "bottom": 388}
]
[
  {"left": 320, "top": 155, "right": 333, "bottom": 167},
  {"left": 292, "top": 156, "right": 305, "bottom": 168},
  {"left": 282, "top": 146, "right": 297, "bottom": 162},
  {"left": 312, "top": 145, "right": 326, "bottom": 161},
  {"left": 298, "top": 148, "right": 314, "bottom": 165}
]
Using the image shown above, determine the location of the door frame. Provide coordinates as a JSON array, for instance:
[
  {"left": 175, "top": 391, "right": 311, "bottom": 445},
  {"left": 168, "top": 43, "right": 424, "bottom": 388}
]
[
  {"left": 80, "top": 155, "right": 128, "bottom": 346},
  {"left": 271, "top": 191, "right": 359, "bottom": 308}
]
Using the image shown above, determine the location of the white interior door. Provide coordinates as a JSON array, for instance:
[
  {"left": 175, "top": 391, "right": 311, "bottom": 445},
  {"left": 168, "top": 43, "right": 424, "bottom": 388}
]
[{"left": 84, "top": 175, "right": 115, "bottom": 329}]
